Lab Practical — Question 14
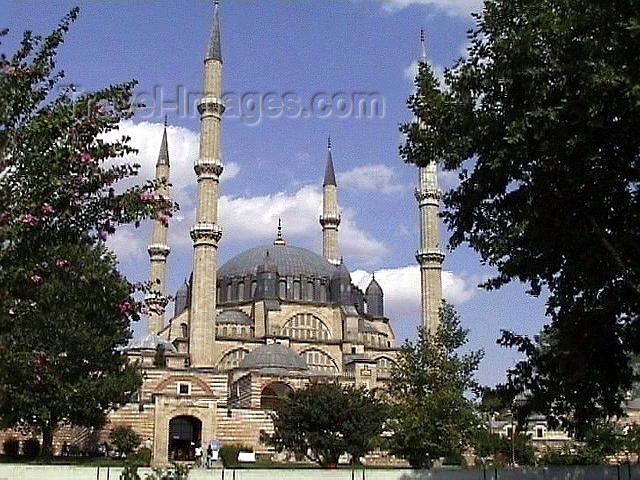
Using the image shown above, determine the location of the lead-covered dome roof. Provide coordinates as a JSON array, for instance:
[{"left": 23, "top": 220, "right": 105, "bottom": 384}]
[
  {"left": 218, "top": 245, "right": 336, "bottom": 279},
  {"left": 239, "top": 343, "right": 309, "bottom": 371}
]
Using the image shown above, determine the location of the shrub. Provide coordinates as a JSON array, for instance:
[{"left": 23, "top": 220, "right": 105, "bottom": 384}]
[
  {"left": 110, "top": 425, "right": 141, "bottom": 456},
  {"left": 3, "top": 438, "right": 19, "bottom": 458},
  {"left": 219, "top": 444, "right": 253, "bottom": 468},
  {"left": 23, "top": 438, "right": 41, "bottom": 458},
  {"left": 131, "top": 446, "right": 152, "bottom": 466}
]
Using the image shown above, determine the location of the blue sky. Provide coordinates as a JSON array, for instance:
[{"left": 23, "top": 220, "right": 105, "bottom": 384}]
[{"left": 3, "top": 0, "right": 548, "bottom": 387}]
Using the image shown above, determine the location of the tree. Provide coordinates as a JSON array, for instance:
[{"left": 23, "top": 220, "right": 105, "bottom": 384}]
[
  {"left": 386, "top": 303, "right": 483, "bottom": 468},
  {"left": 110, "top": 425, "right": 141, "bottom": 457},
  {"left": 0, "top": 10, "right": 175, "bottom": 456},
  {"left": 263, "top": 382, "right": 387, "bottom": 467},
  {"left": 400, "top": 0, "right": 640, "bottom": 431}
]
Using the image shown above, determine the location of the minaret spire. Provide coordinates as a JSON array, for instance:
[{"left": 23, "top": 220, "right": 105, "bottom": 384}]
[
  {"left": 274, "top": 218, "right": 286, "bottom": 246},
  {"left": 320, "top": 137, "right": 340, "bottom": 265},
  {"left": 147, "top": 120, "right": 172, "bottom": 334},
  {"left": 189, "top": 2, "right": 226, "bottom": 367},
  {"left": 415, "top": 28, "right": 444, "bottom": 335}
]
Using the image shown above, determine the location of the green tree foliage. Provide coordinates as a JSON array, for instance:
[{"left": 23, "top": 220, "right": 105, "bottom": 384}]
[
  {"left": 386, "top": 303, "right": 483, "bottom": 468},
  {"left": 0, "top": 10, "right": 176, "bottom": 456},
  {"left": 401, "top": 0, "right": 640, "bottom": 431},
  {"left": 110, "top": 425, "right": 141, "bottom": 456},
  {"left": 264, "top": 382, "right": 387, "bottom": 467},
  {"left": 473, "top": 430, "right": 535, "bottom": 467}
]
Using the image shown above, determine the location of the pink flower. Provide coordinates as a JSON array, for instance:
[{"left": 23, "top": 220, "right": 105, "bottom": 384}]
[
  {"left": 4, "top": 65, "right": 16, "bottom": 76},
  {"left": 159, "top": 215, "right": 169, "bottom": 227},
  {"left": 119, "top": 302, "right": 132, "bottom": 314},
  {"left": 139, "top": 193, "right": 155, "bottom": 202},
  {"left": 55, "top": 258, "right": 70, "bottom": 269},
  {"left": 41, "top": 203, "right": 54, "bottom": 214},
  {"left": 79, "top": 152, "right": 94, "bottom": 164},
  {"left": 30, "top": 274, "right": 42, "bottom": 283},
  {"left": 20, "top": 214, "right": 37, "bottom": 225},
  {"left": 98, "top": 231, "right": 108, "bottom": 241}
]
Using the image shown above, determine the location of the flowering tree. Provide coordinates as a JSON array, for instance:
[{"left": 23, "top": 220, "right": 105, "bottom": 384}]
[{"left": 0, "top": 9, "right": 176, "bottom": 456}]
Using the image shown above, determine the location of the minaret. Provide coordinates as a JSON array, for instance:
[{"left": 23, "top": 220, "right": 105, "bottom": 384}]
[
  {"left": 147, "top": 117, "right": 171, "bottom": 335},
  {"left": 415, "top": 29, "right": 445, "bottom": 334},
  {"left": 320, "top": 137, "right": 341, "bottom": 265},
  {"left": 189, "top": 1, "right": 224, "bottom": 368}
]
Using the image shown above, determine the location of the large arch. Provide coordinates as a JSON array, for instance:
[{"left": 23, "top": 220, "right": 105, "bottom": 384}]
[
  {"left": 168, "top": 415, "right": 202, "bottom": 461},
  {"left": 217, "top": 348, "right": 249, "bottom": 370},
  {"left": 260, "top": 382, "right": 293, "bottom": 410},
  {"left": 280, "top": 313, "right": 331, "bottom": 341},
  {"left": 301, "top": 348, "right": 339, "bottom": 373},
  {"left": 375, "top": 356, "right": 397, "bottom": 378}
]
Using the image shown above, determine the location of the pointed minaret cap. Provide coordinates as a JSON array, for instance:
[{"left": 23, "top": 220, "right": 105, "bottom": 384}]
[
  {"left": 157, "top": 116, "right": 169, "bottom": 166},
  {"left": 323, "top": 136, "right": 337, "bottom": 187},
  {"left": 273, "top": 218, "right": 286, "bottom": 246},
  {"left": 206, "top": 1, "right": 223, "bottom": 62},
  {"left": 420, "top": 28, "right": 428, "bottom": 64}
]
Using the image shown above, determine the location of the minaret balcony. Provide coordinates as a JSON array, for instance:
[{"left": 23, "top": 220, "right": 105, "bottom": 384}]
[
  {"left": 147, "top": 243, "right": 171, "bottom": 258},
  {"left": 194, "top": 159, "right": 224, "bottom": 178},
  {"left": 197, "top": 96, "right": 226, "bottom": 118},
  {"left": 319, "top": 214, "right": 341, "bottom": 226},
  {"left": 145, "top": 292, "right": 169, "bottom": 309},
  {"left": 190, "top": 223, "right": 223, "bottom": 245},
  {"left": 415, "top": 248, "right": 445, "bottom": 264},
  {"left": 414, "top": 188, "right": 441, "bottom": 203}
]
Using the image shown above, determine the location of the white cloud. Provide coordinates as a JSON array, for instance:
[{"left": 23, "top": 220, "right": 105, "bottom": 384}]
[
  {"left": 105, "top": 122, "right": 388, "bottom": 267},
  {"left": 381, "top": 0, "right": 483, "bottom": 17},
  {"left": 352, "top": 265, "right": 477, "bottom": 323},
  {"left": 339, "top": 164, "right": 406, "bottom": 194}
]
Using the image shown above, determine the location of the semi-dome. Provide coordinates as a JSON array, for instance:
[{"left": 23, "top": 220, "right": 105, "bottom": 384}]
[
  {"left": 239, "top": 343, "right": 308, "bottom": 371},
  {"left": 218, "top": 245, "right": 336, "bottom": 279},
  {"left": 127, "top": 334, "right": 177, "bottom": 354}
]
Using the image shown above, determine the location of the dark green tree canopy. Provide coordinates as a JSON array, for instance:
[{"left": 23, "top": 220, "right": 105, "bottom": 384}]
[
  {"left": 263, "top": 382, "right": 387, "bottom": 467},
  {"left": 386, "top": 303, "right": 483, "bottom": 469},
  {"left": 401, "top": 0, "right": 640, "bottom": 430}
]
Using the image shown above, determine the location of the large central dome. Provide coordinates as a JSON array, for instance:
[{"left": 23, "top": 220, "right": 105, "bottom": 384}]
[{"left": 218, "top": 245, "right": 336, "bottom": 278}]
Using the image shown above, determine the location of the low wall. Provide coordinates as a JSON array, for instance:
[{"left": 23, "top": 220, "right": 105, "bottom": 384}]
[{"left": 0, "top": 465, "right": 639, "bottom": 480}]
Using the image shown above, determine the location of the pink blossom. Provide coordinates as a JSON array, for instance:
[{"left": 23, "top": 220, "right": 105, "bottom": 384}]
[
  {"left": 55, "top": 258, "right": 70, "bottom": 268},
  {"left": 159, "top": 215, "right": 169, "bottom": 227},
  {"left": 98, "top": 231, "right": 108, "bottom": 241},
  {"left": 119, "top": 302, "right": 132, "bottom": 314},
  {"left": 20, "top": 214, "right": 37, "bottom": 225},
  {"left": 79, "top": 152, "right": 94, "bottom": 164},
  {"left": 4, "top": 65, "right": 16, "bottom": 76},
  {"left": 30, "top": 274, "right": 42, "bottom": 283},
  {"left": 41, "top": 203, "right": 54, "bottom": 214},
  {"left": 139, "top": 193, "right": 155, "bottom": 202}
]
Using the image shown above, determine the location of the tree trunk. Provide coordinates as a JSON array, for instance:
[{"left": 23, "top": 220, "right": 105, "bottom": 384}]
[{"left": 42, "top": 427, "right": 54, "bottom": 458}]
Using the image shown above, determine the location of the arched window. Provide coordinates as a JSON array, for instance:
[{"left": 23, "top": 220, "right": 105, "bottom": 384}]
[
  {"left": 293, "top": 281, "right": 301, "bottom": 300},
  {"left": 279, "top": 280, "right": 286, "bottom": 299},
  {"left": 222, "top": 326, "right": 228, "bottom": 336},
  {"left": 260, "top": 382, "right": 293, "bottom": 410},
  {"left": 280, "top": 313, "right": 331, "bottom": 341},
  {"left": 180, "top": 323, "right": 188, "bottom": 338},
  {"left": 237, "top": 282, "right": 244, "bottom": 301},
  {"left": 251, "top": 280, "right": 257, "bottom": 298},
  {"left": 226, "top": 283, "right": 232, "bottom": 302},
  {"left": 231, "top": 326, "right": 237, "bottom": 337},
  {"left": 218, "top": 348, "right": 248, "bottom": 370},
  {"left": 306, "top": 281, "right": 314, "bottom": 301},
  {"left": 303, "top": 349, "right": 338, "bottom": 373},
  {"left": 376, "top": 357, "right": 396, "bottom": 378}
]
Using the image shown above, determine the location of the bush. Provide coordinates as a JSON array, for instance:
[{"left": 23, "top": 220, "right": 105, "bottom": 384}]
[
  {"left": 131, "top": 446, "right": 152, "bottom": 466},
  {"left": 3, "top": 438, "right": 19, "bottom": 458},
  {"left": 23, "top": 438, "right": 40, "bottom": 458},
  {"left": 219, "top": 444, "right": 253, "bottom": 468},
  {"left": 110, "top": 425, "right": 141, "bottom": 456}
]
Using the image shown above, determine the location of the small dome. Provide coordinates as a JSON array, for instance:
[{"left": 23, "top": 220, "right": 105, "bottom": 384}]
[
  {"left": 127, "top": 334, "right": 177, "bottom": 354},
  {"left": 218, "top": 309, "right": 253, "bottom": 325},
  {"left": 331, "top": 260, "right": 351, "bottom": 281},
  {"left": 239, "top": 343, "right": 308, "bottom": 371},
  {"left": 365, "top": 276, "right": 382, "bottom": 295}
]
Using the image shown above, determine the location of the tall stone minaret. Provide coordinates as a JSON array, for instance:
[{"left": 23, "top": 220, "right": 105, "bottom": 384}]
[
  {"left": 189, "top": 1, "right": 224, "bottom": 368},
  {"left": 320, "top": 137, "right": 341, "bottom": 265},
  {"left": 147, "top": 117, "right": 171, "bottom": 335},
  {"left": 415, "top": 29, "right": 445, "bottom": 334}
]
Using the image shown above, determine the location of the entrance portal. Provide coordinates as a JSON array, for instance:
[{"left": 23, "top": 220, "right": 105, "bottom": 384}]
[{"left": 168, "top": 415, "right": 202, "bottom": 461}]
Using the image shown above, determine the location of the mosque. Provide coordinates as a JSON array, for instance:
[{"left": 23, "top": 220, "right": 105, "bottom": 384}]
[{"left": 71, "top": 3, "right": 445, "bottom": 464}]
